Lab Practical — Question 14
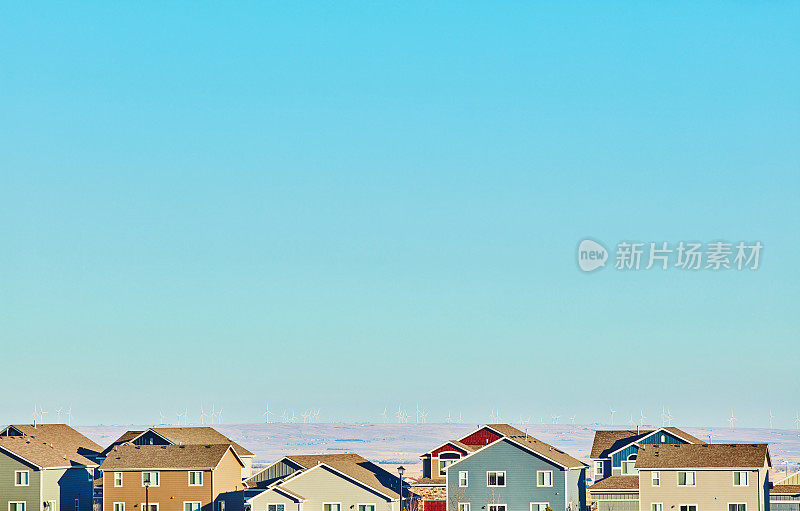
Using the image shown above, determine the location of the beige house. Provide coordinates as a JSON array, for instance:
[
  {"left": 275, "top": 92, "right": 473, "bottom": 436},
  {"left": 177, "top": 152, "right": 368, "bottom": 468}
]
[
  {"left": 771, "top": 470, "right": 800, "bottom": 511},
  {"left": 243, "top": 454, "right": 401, "bottom": 511},
  {"left": 636, "top": 443, "right": 770, "bottom": 511}
]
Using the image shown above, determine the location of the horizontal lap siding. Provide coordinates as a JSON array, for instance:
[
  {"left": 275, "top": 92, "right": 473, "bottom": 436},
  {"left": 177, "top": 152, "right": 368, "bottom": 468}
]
[
  {"left": 597, "top": 501, "right": 639, "bottom": 511},
  {"left": 446, "top": 440, "right": 567, "bottom": 511},
  {"left": 102, "top": 470, "right": 213, "bottom": 511},
  {"left": 0, "top": 450, "right": 41, "bottom": 511},
  {"left": 248, "top": 461, "right": 299, "bottom": 487}
]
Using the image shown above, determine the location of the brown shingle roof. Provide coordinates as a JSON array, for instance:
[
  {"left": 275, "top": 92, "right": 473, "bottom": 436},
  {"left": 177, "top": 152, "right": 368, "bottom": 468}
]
[
  {"left": 590, "top": 428, "right": 703, "bottom": 459},
  {"left": 99, "top": 443, "right": 241, "bottom": 471},
  {"left": 772, "top": 485, "right": 800, "bottom": 495},
  {"left": 5, "top": 424, "right": 103, "bottom": 458},
  {"left": 411, "top": 477, "right": 446, "bottom": 486},
  {"left": 149, "top": 427, "right": 254, "bottom": 457},
  {"left": 504, "top": 435, "right": 586, "bottom": 469},
  {"left": 636, "top": 443, "right": 769, "bottom": 469},
  {"left": 588, "top": 476, "right": 640, "bottom": 491},
  {"left": 0, "top": 435, "right": 98, "bottom": 468},
  {"left": 101, "top": 430, "right": 144, "bottom": 456},
  {"left": 285, "top": 453, "right": 400, "bottom": 498},
  {"left": 484, "top": 424, "right": 527, "bottom": 438}
]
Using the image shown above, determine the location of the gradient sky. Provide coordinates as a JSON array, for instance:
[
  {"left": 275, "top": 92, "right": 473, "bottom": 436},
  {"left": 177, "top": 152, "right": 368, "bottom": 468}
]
[{"left": 1, "top": 2, "right": 798, "bottom": 428}]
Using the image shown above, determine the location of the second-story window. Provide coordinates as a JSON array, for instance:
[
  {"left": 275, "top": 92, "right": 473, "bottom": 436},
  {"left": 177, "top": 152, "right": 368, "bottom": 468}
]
[
  {"left": 594, "top": 461, "right": 603, "bottom": 478},
  {"left": 459, "top": 471, "right": 469, "bottom": 487},
  {"left": 733, "top": 472, "right": 748, "bottom": 486},
  {"left": 188, "top": 471, "right": 203, "bottom": 486},
  {"left": 537, "top": 471, "right": 553, "bottom": 487},
  {"left": 621, "top": 454, "right": 638, "bottom": 475},
  {"left": 142, "top": 472, "right": 160, "bottom": 487},
  {"left": 15, "top": 470, "right": 30, "bottom": 486},
  {"left": 268, "top": 506, "right": 284, "bottom": 511},
  {"left": 114, "top": 473, "right": 123, "bottom": 487},
  {"left": 651, "top": 471, "right": 660, "bottom": 486},
  {"left": 487, "top": 471, "right": 506, "bottom": 487},
  {"left": 677, "top": 471, "right": 696, "bottom": 487}
]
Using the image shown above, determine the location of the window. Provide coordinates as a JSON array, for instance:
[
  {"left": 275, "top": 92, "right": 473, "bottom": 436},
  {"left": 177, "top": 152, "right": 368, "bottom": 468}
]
[
  {"left": 141, "top": 505, "right": 158, "bottom": 511},
  {"left": 114, "top": 472, "right": 123, "bottom": 487},
  {"left": 733, "top": 472, "right": 748, "bottom": 487},
  {"left": 188, "top": 471, "right": 203, "bottom": 486},
  {"left": 459, "top": 471, "right": 469, "bottom": 487},
  {"left": 268, "top": 506, "right": 285, "bottom": 511},
  {"left": 729, "top": 505, "right": 746, "bottom": 511},
  {"left": 47, "top": 502, "right": 56, "bottom": 511},
  {"left": 594, "top": 461, "right": 603, "bottom": 478},
  {"left": 439, "top": 459, "right": 456, "bottom": 476},
  {"left": 14, "top": 471, "right": 30, "bottom": 486},
  {"left": 532, "top": 503, "right": 550, "bottom": 511},
  {"left": 358, "top": 505, "right": 375, "bottom": 511},
  {"left": 661, "top": 435, "right": 666, "bottom": 442},
  {"left": 678, "top": 472, "right": 696, "bottom": 486},
  {"left": 651, "top": 471, "right": 661, "bottom": 487},
  {"left": 9, "top": 503, "right": 26, "bottom": 511},
  {"left": 652, "top": 504, "right": 663, "bottom": 511},
  {"left": 184, "top": 503, "right": 201, "bottom": 511},
  {"left": 324, "top": 504, "right": 341, "bottom": 511},
  {"left": 216, "top": 502, "right": 225, "bottom": 511},
  {"left": 114, "top": 504, "right": 125, "bottom": 511},
  {"left": 74, "top": 499, "right": 79, "bottom": 511},
  {"left": 487, "top": 471, "right": 506, "bottom": 487},
  {"left": 537, "top": 471, "right": 553, "bottom": 487},
  {"left": 458, "top": 504, "right": 470, "bottom": 511},
  {"left": 679, "top": 506, "right": 697, "bottom": 511},
  {"left": 621, "top": 454, "right": 638, "bottom": 475},
  {"left": 488, "top": 505, "right": 506, "bottom": 511},
  {"left": 142, "top": 472, "right": 160, "bottom": 487}
]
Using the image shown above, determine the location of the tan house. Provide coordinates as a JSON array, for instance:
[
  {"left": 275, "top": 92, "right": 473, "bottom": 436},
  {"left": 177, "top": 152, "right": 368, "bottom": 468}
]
[
  {"left": 242, "top": 453, "right": 401, "bottom": 511},
  {"left": 771, "top": 470, "right": 800, "bottom": 511},
  {"left": 636, "top": 443, "right": 771, "bottom": 511},
  {"left": 100, "top": 443, "right": 246, "bottom": 511}
]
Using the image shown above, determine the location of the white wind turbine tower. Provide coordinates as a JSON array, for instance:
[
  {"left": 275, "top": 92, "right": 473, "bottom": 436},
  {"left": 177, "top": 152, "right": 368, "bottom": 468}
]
[
  {"left": 769, "top": 410, "right": 774, "bottom": 429},
  {"left": 184, "top": 407, "right": 189, "bottom": 425},
  {"left": 445, "top": 411, "right": 453, "bottom": 424},
  {"left": 457, "top": 412, "right": 463, "bottom": 423},
  {"left": 200, "top": 406, "right": 207, "bottom": 425},
  {"left": 289, "top": 409, "right": 296, "bottom": 423},
  {"left": 793, "top": 412, "right": 800, "bottom": 430},
  {"left": 313, "top": 409, "right": 320, "bottom": 422},
  {"left": 666, "top": 409, "right": 674, "bottom": 426},
  {"left": 263, "top": 403, "right": 272, "bottom": 424},
  {"left": 381, "top": 407, "right": 388, "bottom": 423},
  {"left": 640, "top": 409, "right": 647, "bottom": 427},
  {"left": 728, "top": 410, "right": 738, "bottom": 429},
  {"left": 552, "top": 415, "right": 560, "bottom": 424},
  {"left": 66, "top": 406, "right": 72, "bottom": 426},
  {"left": 610, "top": 406, "right": 616, "bottom": 425},
  {"left": 217, "top": 408, "right": 224, "bottom": 424},
  {"left": 39, "top": 407, "right": 47, "bottom": 424},
  {"left": 210, "top": 405, "right": 216, "bottom": 425},
  {"left": 302, "top": 410, "right": 311, "bottom": 423},
  {"left": 159, "top": 410, "right": 166, "bottom": 425},
  {"left": 396, "top": 405, "right": 404, "bottom": 424},
  {"left": 32, "top": 405, "right": 38, "bottom": 425},
  {"left": 627, "top": 414, "right": 636, "bottom": 426},
  {"left": 176, "top": 411, "right": 183, "bottom": 425},
  {"left": 280, "top": 409, "right": 288, "bottom": 423},
  {"left": 420, "top": 408, "right": 429, "bottom": 424},
  {"left": 56, "top": 407, "right": 63, "bottom": 423},
  {"left": 570, "top": 415, "right": 576, "bottom": 425}
]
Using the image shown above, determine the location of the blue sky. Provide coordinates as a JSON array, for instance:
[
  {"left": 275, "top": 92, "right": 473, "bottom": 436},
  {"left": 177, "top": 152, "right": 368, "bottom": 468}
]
[{"left": 1, "top": 2, "right": 798, "bottom": 427}]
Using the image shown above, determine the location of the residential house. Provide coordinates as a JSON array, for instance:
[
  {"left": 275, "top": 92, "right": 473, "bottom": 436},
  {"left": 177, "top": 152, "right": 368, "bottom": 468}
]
[
  {"left": 771, "top": 470, "right": 800, "bottom": 511},
  {"left": 590, "top": 427, "right": 704, "bottom": 483},
  {"left": 242, "top": 453, "right": 401, "bottom": 511},
  {"left": 99, "top": 443, "right": 246, "bottom": 511},
  {"left": 101, "top": 427, "right": 255, "bottom": 480},
  {"left": 589, "top": 443, "right": 771, "bottom": 511},
  {"left": 0, "top": 423, "right": 103, "bottom": 511}
]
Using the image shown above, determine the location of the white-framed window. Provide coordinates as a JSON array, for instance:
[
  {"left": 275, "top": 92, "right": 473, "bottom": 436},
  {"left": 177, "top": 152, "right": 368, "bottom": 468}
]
[
  {"left": 679, "top": 506, "right": 697, "bottom": 511},
  {"left": 677, "top": 471, "right": 696, "bottom": 487},
  {"left": 216, "top": 502, "right": 225, "bottom": 511},
  {"left": 74, "top": 499, "right": 79, "bottom": 511},
  {"left": 142, "top": 472, "right": 160, "bottom": 487},
  {"left": 537, "top": 470, "right": 553, "bottom": 487},
  {"left": 9, "top": 503, "right": 26, "bottom": 511},
  {"left": 621, "top": 454, "right": 638, "bottom": 475},
  {"left": 733, "top": 472, "right": 748, "bottom": 487},
  {"left": 47, "top": 502, "right": 56, "bottom": 511},
  {"left": 488, "top": 505, "right": 506, "bottom": 511},
  {"left": 458, "top": 504, "right": 470, "bottom": 511},
  {"left": 14, "top": 471, "right": 30, "bottom": 486},
  {"left": 652, "top": 504, "right": 663, "bottom": 511},
  {"left": 439, "top": 459, "right": 457, "bottom": 476},
  {"left": 114, "top": 503, "right": 125, "bottom": 511},
  {"left": 660, "top": 435, "right": 666, "bottom": 442},
  {"left": 357, "top": 505, "right": 375, "bottom": 511},
  {"left": 651, "top": 471, "right": 661, "bottom": 486},
  {"left": 531, "top": 503, "right": 550, "bottom": 511},
  {"left": 268, "top": 505, "right": 285, "bottom": 511},
  {"left": 487, "top": 471, "right": 506, "bottom": 487},
  {"left": 729, "top": 504, "right": 746, "bottom": 511},
  {"left": 141, "top": 504, "right": 158, "bottom": 511},
  {"left": 184, "top": 503, "right": 201, "bottom": 511},
  {"left": 459, "top": 471, "right": 469, "bottom": 487},
  {"left": 188, "top": 471, "right": 203, "bottom": 486},
  {"left": 114, "top": 472, "right": 123, "bottom": 487},
  {"left": 594, "top": 461, "right": 603, "bottom": 478},
  {"left": 323, "top": 504, "right": 341, "bottom": 511}
]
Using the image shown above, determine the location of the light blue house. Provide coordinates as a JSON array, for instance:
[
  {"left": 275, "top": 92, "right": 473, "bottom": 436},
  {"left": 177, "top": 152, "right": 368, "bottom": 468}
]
[{"left": 445, "top": 434, "right": 587, "bottom": 511}]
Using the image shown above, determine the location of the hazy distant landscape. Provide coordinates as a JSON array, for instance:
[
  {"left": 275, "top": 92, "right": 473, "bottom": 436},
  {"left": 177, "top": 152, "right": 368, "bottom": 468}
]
[{"left": 78, "top": 423, "right": 800, "bottom": 479}]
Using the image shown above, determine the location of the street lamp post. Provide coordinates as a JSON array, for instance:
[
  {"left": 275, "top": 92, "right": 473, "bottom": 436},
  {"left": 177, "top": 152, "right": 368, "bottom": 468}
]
[
  {"left": 144, "top": 481, "right": 150, "bottom": 511},
  {"left": 397, "top": 466, "right": 405, "bottom": 511}
]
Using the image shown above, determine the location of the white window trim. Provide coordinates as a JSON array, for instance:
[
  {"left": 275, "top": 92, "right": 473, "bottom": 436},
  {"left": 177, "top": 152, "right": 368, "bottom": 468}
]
[
  {"left": 356, "top": 504, "right": 376, "bottom": 511},
  {"left": 113, "top": 503, "right": 125, "bottom": 511},
  {"left": 488, "top": 505, "right": 507, "bottom": 511},
  {"left": 678, "top": 505, "right": 698, "bottom": 511},
  {"left": 14, "top": 470, "right": 30, "bottom": 486},
  {"left": 458, "top": 504, "right": 471, "bottom": 511},
  {"left": 323, "top": 503, "right": 342, "bottom": 511},
  {"left": 140, "top": 504, "right": 159, "bottom": 511},
  {"left": 267, "top": 505, "right": 286, "bottom": 511},
  {"left": 9, "top": 503, "right": 27, "bottom": 511},
  {"left": 531, "top": 502, "right": 550, "bottom": 511},
  {"left": 651, "top": 503, "right": 663, "bottom": 511},
  {"left": 459, "top": 471, "right": 469, "bottom": 487},
  {"left": 651, "top": 471, "right": 661, "bottom": 487},
  {"left": 142, "top": 472, "right": 160, "bottom": 487},
  {"left": 537, "top": 470, "right": 553, "bottom": 487},
  {"left": 677, "top": 471, "right": 696, "bottom": 487},
  {"left": 733, "top": 472, "right": 749, "bottom": 487},
  {"left": 47, "top": 502, "right": 56, "bottom": 511},
  {"left": 486, "top": 470, "right": 506, "bottom": 487},
  {"left": 728, "top": 504, "right": 747, "bottom": 511},
  {"left": 594, "top": 461, "right": 604, "bottom": 477},
  {"left": 183, "top": 502, "right": 202, "bottom": 511},
  {"left": 188, "top": 471, "right": 203, "bottom": 486},
  {"left": 114, "top": 472, "right": 123, "bottom": 487}
]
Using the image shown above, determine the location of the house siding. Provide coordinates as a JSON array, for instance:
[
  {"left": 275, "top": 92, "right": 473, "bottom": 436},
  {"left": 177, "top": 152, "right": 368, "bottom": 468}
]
[
  {"left": 638, "top": 468, "right": 768, "bottom": 511},
  {"left": 0, "top": 449, "right": 42, "bottom": 511},
  {"left": 278, "top": 465, "right": 395, "bottom": 511},
  {"left": 102, "top": 470, "right": 214, "bottom": 511},
  {"left": 245, "top": 489, "right": 300, "bottom": 511},
  {"left": 445, "top": 440, "right": 572, "bottom": 511},
  {"left": 42, "top": 467, "right": 95, "bottom": 511},
  {"left": 610, "top": 431, "right": 692, "bottom": 471},
  {"left": 247, "top": 460, "right": 301, "bottom": 488}
]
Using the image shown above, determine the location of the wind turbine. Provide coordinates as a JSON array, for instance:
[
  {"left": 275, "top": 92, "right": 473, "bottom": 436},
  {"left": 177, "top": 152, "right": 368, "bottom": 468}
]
[
  {"left": 39, "top": 407, "right": 47, "bottom": 423},
  {"left": 570, "top": 415, "right": 576, "bottom": 425},
  {"left": 457, "top": 412, "right": 463, "bottom": 423},
  {"left": 552, "top": 415, "right": 560, "bottom": 425},
  {"left": 639, "top": 409, "right": 647, "bottom": 427},
  {"left": 381, "top": 407, "right": 388, "bottom": 423},
  {"left": 159, "top": 410, "right": 166, "bottom": 425},
  {"left": 176, "top": 411, "right": 183, "bottom": 425},
  {"left": 610, "top": 406, "right": 616, "bottom": 425},
  {"left": 288, "top": 409, "right": 296, "bottom": 423},
  {"left": 210, "top": 404, "right": 216, "bottom": 425},
  {"left": 396, "top": 405, "right": 404, "bottom": 424},
  {"left": 769, "top": 410, "right": 774, "bottom": 429},
  {"left": 56, "top": 407, "right": 63, "bottom": 423},
  {"left": 66, "top": 406, "right": 72, "bottom": 426},
  {"left": 217, "top": 408, "right": 224, "bottom": 424},
  {"left": 302, "top": 410, "right": 311, "bottom": 423},
  {"left": 263, "top": 403, "right": 272, "bottom": 424},
  {"left": 313, "top": 409, "right": 320, "bottom": 422},
  {"left": 280, "top": 409, "right": 288, "bottom": 423},
  {"left": 666, "top": 409, "right": 674, "bottom": 427},
  {"left": 728, "top": 410, "right": 737, "bottom": 429},
  {"left": 627, "top": 414, "right": 636, "bottom": 426},
  {"left": 184, "top": 407, "right": 189, "bottom": 425},
  {"left": 793, "top": 412, "right": 800, "bottom": 430},
  {"left": 200, "top": 406, "right": 207, "bottom": 425},
  {"left": 446, "top": 411, "right": 453, "bottom": 424}
]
